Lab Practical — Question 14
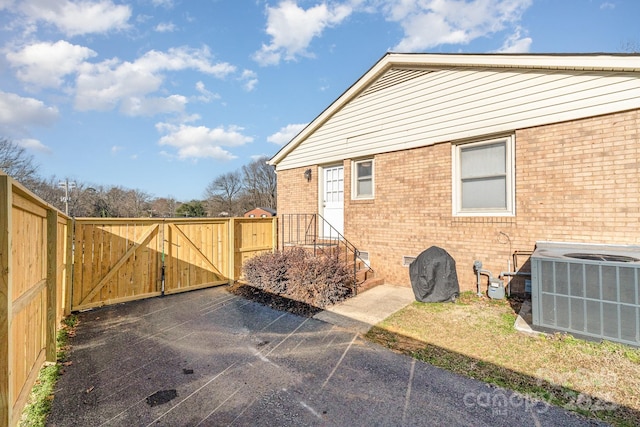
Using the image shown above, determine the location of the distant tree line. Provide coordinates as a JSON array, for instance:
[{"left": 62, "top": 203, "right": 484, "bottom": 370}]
[
  {"left": 203, "top": 156, "right": 277, "bottom": 217},
  {"left": 0, "top": 137, "right": 276, "bottom": 218}
]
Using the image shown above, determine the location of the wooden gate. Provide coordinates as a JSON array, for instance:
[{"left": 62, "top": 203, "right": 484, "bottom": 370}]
[
  {"left": 162, "top": 219, "right": 229, "bottom": 296},
  {"left": 71, "top": 218, "right": 275, "bottom": 311}
]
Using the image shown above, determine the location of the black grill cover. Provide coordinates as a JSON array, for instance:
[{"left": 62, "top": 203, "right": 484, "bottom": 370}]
[{"left": 409, "top": 246, "right": 460, "bottom": 303}]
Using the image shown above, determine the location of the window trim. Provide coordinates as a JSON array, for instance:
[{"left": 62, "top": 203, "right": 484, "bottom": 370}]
[
  {"left": 452, "top": 135, "right": 515, "bottom": 217},
  {"left": 352, "top": 158, "right": 375, "bottom": 200}
]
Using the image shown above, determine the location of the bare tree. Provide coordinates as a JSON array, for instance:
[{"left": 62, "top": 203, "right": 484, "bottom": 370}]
[
  {"left": 130, "top": 188, "right": 152, "bottom": 217},
  {"left": 0, "top": 138, "right": 39, "bottom": 187},
  {"left": 204, "top": 171, "right": 244, "bottom": 216},
  {"left": 242, "top": 156, "right": 277, "bottom": 210},
  {"left": 99, "top": 187, "right": 152, "bottom": 217},
  {"left": 621, "top": 39, "right": 640, "bottom": 53},
  {"left": 150, "top": 197, "right": 178, "bottom": 217},
  {"left": 27, "top": 176, "right": 60, "bottom": 207}
]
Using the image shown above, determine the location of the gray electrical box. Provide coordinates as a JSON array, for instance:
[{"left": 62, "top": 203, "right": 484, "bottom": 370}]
[{"left": 488, "top": 278, "right": 505, "bottom": 300}]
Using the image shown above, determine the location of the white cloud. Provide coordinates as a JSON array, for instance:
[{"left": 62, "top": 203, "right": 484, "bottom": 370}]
[
  {"left": 74, "top": 46, "right": 235, "bottom": 114},
  {"left": 494, "top": 27, "right": 531, "bottom": 53},
  {"left": 135, "top": 46, "right": 236, "bottom": 76},
  {"left": 240, "top": 69, "right": 258, "bottom": 91},
  {"left": 120, "top": 94, "right": 187, "bottom": 116},
  {"left": 253, "top": 0, "right": 532, "bottom": 64},
  {"left": 377, "top": 0, "right": 533, "bottom": 51},
  {"left": 156, "top": 122, "right": 253, "bottom": 160},
  {"left": 155, "top": 22, "right": 176, "bottom": 32},
  {"left": 267, "top": 123, "right": 307, "bottom": 145},
  {"left": 151, "top": 0, "right": 174, "bottom": 7},
  {"left": 194, "top": 81, "right": 219, "bottom": 103},
  {"left": 0, "top": 91, "right": 59, "bottom": 136},
  {"left": 600, "top": 2, "right": 615, "bottom": 10},
  {"left": 0, "top": 0, "right": 15, "bottom": 10},
  {"left": 18, "top": 0, "right": 132, "bottom": 36},
  {"left": 136, "top": 14, "right": 152, "bottom": 23},
  {"left": 17, "top": 138, "right": 52, "bottom": 154},
  {"left": 6, "top": 40, "right": 97, "bottom": 88},
  {"left": 253, "top": 0, "right": 353, "bottom": 66}
]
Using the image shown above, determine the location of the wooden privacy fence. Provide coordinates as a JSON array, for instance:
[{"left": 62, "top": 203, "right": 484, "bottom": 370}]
[
  {"left": 1, "top": 173, "right": 276, "bottom": 426},
  {"left": 1, "top": 173, "right": 71, "bottom": 427},
  {"left": 71, "top": 217, "right": 277, "bottom": 311}
]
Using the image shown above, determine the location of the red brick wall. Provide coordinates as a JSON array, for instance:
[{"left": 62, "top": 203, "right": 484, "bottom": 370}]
[
  {"left": 278, "top": 109, "right": 640, "bottom": 293},
  {"left": 276, "top": 166, "right": 319, "bottom": 249}
]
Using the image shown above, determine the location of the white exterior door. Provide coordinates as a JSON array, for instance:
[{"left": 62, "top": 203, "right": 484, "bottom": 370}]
[{"left": 322, "top": 165, "right": 344, "bottom": 237}]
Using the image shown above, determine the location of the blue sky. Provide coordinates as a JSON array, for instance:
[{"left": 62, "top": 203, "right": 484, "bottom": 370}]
[{"left": 1, "top": 0, "right": 638, "bottom": 201}]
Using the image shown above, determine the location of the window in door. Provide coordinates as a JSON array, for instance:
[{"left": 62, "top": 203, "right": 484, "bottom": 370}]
[{"left": 325, "top": 166, "right": 344, "bottom": 204}]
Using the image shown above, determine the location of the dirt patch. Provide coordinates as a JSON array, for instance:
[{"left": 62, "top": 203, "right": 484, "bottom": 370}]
[
  {"left": 146, "top": 390, "right": 177, "bottom": 407},
  {"left": 227, "top": 282, "right": 322, "bottom": 317}
]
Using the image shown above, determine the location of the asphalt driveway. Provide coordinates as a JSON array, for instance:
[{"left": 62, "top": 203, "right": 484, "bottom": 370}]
[{"left": 47, "top": 286, "right": 600, "bottom": 426}]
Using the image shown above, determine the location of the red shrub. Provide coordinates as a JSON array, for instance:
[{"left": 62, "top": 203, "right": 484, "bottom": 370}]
[{"left": 242, "top": 248, "right": 355, "bottom": 308}]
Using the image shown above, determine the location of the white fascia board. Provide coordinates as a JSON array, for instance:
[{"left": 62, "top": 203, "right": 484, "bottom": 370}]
[
  {"left": 268, "top": 53, "right": 393, "bottom": 167},
  {"left": 387, "top": 52, "right": 640, "bottom": 72},
  {"left": 268, "top": 52, "right": 640, "bottom": 167}
]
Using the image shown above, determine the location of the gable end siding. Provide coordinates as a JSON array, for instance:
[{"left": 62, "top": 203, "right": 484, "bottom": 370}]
[
  {"left": 359, "top": 69, "right": 433, "bottom": 98},
  {"left": 277, "top": 67, "right": 640, "bottom": 171}
]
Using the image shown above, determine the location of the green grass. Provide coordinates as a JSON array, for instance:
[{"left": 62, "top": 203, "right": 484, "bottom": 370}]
[
  {"left": 19, "top": 314, "right": 77, "bottom": 427},
  {"left": 365, "top": 296, "right": 640, "bottom": 427},
  {"left": 19, "top": 364, "right": 61, "bottom": 427}
]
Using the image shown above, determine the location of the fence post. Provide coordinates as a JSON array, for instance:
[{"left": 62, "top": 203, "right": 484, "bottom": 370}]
[
  {"left": 64, "top": 218, "right": 73, "bottom": 316},
  {"left": 272, "top": 217, "right": 278, "bottom": 252},
  {"left": 46, "top": 210, "right": 58, "bottom": 362},
  {"left": 228, "top": 218, "right": 235, "bottom": 285},
  {"left": 0, "top": 174, "right": 12, "bottom": 426}
]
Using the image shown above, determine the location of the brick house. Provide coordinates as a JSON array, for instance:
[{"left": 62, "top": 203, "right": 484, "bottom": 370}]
[
  {"left": 244, "top": 207, "right": 276, "bottom": 218},
  {"left": 268, "top": 53, "right": 640, "bottom": 295}
]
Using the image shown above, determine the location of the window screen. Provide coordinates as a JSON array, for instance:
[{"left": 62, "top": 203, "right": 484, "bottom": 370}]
[
  {"left": 460, "top": 141, "right": 507, "bottom": 210},
  {"left": 354, "top": 159, "right": 373, "bottom": 198},
  {"left": 453, "top": 136, "right": 514, "bottom": 216}
]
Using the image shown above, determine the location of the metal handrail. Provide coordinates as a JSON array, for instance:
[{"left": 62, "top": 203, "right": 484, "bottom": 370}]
[{"left": 280, "top": 213, "right": 372, "bottom": 295}]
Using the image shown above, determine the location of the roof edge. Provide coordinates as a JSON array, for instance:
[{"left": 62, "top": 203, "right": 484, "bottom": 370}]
[{"left": 385, "top": 52, "right": 640, "bottom": 71}]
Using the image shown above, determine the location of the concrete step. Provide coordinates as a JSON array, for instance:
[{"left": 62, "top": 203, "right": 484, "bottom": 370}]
[{"left": 357, "top": 276, "right": 385, "bottom": 293}]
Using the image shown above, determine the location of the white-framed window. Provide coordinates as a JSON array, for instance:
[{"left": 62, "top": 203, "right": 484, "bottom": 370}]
[
  {"left": 352, "top": 159, "right": 374, "bottom": 199},
  {"left": 452, "top": 135, "right": 515, "bottom": 216}
]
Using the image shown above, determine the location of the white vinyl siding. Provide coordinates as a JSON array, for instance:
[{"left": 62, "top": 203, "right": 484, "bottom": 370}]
[
  {"left": 277, "top": 67, "right": 640, "bottom": 171},
  {"left": 353, "top": 159, "right": 374, "bottom": 199},
  {"left": 453, "top": 136, "right": 515, "bottom": 216}
]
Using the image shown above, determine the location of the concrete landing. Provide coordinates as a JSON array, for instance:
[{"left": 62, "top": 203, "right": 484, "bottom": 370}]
[
  {"left": 515, "top": 299, "right": 544, "bottom": 336},
  {"left": 314, "top": 284, "right": 416, "bottom": 333}
]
